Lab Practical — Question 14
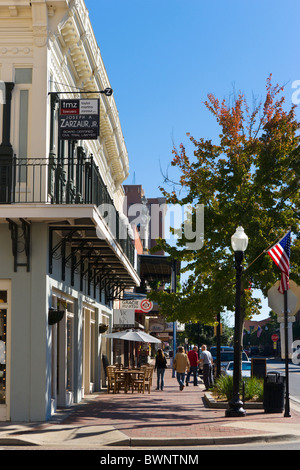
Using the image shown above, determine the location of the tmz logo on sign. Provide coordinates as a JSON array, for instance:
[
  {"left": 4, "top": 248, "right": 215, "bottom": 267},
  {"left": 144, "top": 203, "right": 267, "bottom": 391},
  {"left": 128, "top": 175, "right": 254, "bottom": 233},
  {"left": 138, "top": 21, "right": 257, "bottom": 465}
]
[
  {"left": 60, "top": 99, "right": 99, "bottom": 115},
  {"left": 60, "top": 99, "right": 80, "bottom": 115}
]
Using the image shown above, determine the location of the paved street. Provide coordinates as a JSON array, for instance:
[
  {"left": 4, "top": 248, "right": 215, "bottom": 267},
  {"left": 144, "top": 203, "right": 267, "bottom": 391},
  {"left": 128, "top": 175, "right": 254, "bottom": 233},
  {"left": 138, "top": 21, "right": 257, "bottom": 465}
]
[{"left": 267, "top": 359, "right": 300, "bottom": 402}]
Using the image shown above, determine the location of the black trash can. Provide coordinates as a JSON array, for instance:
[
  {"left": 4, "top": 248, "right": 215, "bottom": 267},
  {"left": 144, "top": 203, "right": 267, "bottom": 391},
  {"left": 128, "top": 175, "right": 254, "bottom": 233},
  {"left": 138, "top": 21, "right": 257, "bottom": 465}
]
[{"left": 263, "top": 371, "right": 285, "bottom": 413}]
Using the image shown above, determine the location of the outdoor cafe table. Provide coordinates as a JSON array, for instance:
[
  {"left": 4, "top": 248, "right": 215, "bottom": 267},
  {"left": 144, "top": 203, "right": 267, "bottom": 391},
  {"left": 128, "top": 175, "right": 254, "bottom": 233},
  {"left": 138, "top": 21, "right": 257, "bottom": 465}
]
[{"left": 114, "top": 369, "right": 145, "bottom": 393}]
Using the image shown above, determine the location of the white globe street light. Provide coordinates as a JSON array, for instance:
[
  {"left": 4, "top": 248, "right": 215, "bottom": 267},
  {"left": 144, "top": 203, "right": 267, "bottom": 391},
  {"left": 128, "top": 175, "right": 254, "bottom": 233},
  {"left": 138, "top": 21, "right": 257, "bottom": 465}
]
[
  {"left": 226, "top": 226, "right": 248, "bottom": 417},
  {"left": 231, "top": 226, "right": 248, "bottom": 253}
]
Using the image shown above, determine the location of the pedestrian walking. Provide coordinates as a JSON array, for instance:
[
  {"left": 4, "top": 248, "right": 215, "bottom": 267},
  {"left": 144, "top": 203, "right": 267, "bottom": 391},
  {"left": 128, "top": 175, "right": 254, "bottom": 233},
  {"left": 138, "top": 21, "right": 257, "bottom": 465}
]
[
  {"left": 154, "top": 349, "right": 167, "bottom": 390},
  {"left": 186, "top": 346, "right": 199, "bottom": 386},
  {"left": 173, "top": 346, "right": 190, "bottom": 391},
  {"left": 200, "top": 345, "right": 214, "bottom": 391}
]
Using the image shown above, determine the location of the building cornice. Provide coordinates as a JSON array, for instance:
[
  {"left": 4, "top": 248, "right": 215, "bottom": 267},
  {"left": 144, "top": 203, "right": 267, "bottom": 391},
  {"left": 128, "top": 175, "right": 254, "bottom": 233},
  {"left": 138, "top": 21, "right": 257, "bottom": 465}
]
[
  {"left": 0, "top": 0, "right": 130, "bottom": 188},
  {"left": 54, "top": 0, "right": 130, "bottom": 187}
]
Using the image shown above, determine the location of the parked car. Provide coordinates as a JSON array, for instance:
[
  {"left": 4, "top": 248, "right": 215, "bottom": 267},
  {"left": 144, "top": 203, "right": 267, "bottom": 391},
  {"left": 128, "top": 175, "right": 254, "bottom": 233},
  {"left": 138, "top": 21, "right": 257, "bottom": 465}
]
[
  {"left": 249, "top": 346, "right": 260, "bottom": 356},
  {"left": 224, "top": 361, "right": 252, "bottom": 378},
  {"left": 210, "top": 348, "right": 248, "bottom": 364},
  {"left": 218, "top": 350, "right": 249, "bottom": 375},
  {"left": 199, "top": 348, "right": 248, "bottom": 376},
  {"left": 210, "top": 346, "right": 233, "bottom": 357}
]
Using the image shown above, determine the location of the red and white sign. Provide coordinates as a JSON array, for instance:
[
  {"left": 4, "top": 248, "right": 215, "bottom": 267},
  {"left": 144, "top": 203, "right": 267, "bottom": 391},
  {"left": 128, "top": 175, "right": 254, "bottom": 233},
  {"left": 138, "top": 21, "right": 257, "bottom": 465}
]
[
  {"left": 271, "top": 334, "right": 279, "bottom": 342},
  {"left": 139, "top": 299, "right": 153, "bottom": 313},
  {"left": 120, "top": 299, "right": 153, "bottom": 313}
]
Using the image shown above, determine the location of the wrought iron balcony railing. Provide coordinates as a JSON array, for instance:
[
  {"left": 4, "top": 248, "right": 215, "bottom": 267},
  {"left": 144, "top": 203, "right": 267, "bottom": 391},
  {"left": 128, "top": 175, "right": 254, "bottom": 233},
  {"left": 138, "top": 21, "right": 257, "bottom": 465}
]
[{"left": 0, "top": 154, "right": 135, "bottom": 266}]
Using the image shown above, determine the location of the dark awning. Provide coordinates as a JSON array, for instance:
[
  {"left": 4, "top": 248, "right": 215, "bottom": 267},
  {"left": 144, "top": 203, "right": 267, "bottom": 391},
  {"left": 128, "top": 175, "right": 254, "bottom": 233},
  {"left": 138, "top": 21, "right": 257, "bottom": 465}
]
[
  {"left": 48, "top": 217, "right": 140, "bottom": 297},
  {"left": 138, "top": 254, "right": 180, "bottom": 283}
]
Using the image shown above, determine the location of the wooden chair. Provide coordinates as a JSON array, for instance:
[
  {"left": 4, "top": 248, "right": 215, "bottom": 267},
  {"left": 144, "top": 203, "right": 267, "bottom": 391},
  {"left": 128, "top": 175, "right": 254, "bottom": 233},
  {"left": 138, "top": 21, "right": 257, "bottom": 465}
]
[
  {"left": 144, "top": 367, "right": 153, "bottom": 394},
  {"left": 106, "top": 365, "right": 116, "bottom": 393},
  {"left": 129, "top": 370, "right": 146, "bottom": 393},
  {"left": 114, "top": 370, "right": 127, "bottom": 393}
]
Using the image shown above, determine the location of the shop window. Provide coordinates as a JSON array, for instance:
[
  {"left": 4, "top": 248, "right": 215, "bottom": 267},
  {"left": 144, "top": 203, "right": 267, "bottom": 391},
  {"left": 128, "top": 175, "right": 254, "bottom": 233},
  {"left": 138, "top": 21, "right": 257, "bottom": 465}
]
[
  {"left": 90, "top": 310, "right": 96, "bottom": 385},
  {"left": 66, "top": 303, "right": 74, "bottom": 394},
  {"left": 0, "top": 292, "right": 7, "bottom": 303},
  {"left": 0, "top": 309, "right": 7, "bottom": 404}
]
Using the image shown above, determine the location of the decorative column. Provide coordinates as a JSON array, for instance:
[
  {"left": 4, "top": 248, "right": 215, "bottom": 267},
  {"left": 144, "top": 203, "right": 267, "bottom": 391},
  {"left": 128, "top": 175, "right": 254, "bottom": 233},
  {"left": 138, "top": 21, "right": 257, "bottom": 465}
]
[
  {"left": 0, "top": 82, "right": 15, "bottom": 203},
  {"left": 0, "top": 82, "right": 14, "bottom": 154},
  {"left": 48, "top": 93, "right": 58, "bottom": 202}
]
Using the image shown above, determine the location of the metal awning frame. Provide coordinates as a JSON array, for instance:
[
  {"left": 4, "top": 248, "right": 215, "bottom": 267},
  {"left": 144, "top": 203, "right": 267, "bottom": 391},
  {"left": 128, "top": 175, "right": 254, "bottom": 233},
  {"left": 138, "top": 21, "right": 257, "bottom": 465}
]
[
  {"left": 138, "top": 254, "right": 181, "bottom": 284},
  {"left": 49, "top": 224, "right": 135, "bottom": 301}
]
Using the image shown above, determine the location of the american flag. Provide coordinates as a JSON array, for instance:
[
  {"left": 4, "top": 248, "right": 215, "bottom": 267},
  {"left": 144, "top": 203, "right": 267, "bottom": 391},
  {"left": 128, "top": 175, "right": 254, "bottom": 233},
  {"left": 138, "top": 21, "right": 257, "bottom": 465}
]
[
  {"left": 257, "top": 326, "right": 262, "bottom": 338},
  {"left": 267, "top": 231, "right": 291, "bottom": 293}
]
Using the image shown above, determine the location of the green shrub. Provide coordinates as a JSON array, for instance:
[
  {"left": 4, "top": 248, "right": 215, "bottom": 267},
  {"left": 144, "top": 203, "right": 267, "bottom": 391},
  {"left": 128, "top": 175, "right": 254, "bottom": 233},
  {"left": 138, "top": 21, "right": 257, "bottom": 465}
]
[
  {"left": 213, "top": 375, "right": 233, "bottom": 400},
  {"left": 212, "top": 375, "right": 263, "bottom": 401},
  {"left": 243, "top": 376, "right": 264, "bottom": 402}
]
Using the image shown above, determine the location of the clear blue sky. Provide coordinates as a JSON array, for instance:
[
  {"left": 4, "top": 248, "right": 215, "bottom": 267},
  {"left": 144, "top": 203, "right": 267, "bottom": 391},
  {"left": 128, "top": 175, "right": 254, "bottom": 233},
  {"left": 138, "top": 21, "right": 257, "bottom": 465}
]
[{"left": 85, "top": 0, "right": 300, "bottom": 322}]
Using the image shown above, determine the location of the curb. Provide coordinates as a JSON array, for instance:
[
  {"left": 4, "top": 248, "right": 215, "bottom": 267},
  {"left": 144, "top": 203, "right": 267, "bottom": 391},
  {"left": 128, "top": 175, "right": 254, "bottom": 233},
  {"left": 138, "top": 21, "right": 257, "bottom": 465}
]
[
  {"left": 110, "top": 433, "right": 300, "bottom": 447},
  {"left": 0, "top": 432, "right": 299, "bottom": 448},
  {"left": 0, "top": 437, "right": 40, "bottom": 446}
]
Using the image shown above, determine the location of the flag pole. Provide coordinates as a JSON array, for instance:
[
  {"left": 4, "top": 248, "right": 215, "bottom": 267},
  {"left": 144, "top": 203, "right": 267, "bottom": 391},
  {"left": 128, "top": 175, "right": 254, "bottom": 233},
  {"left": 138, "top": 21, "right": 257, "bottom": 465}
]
[
  {"left": 244, "top": 228, "right": 291, "bottom": 273},
  {"left": 284, "top": 289, "right": 291, "bottom": 417},
  {"left": 265, "top": 229, "right": 291, "bottom": 417}
]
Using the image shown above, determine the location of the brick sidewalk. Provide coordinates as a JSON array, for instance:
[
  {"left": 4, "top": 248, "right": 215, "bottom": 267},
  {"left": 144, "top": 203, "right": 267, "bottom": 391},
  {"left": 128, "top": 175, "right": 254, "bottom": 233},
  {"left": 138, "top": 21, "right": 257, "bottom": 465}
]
[{"left": 61, "top": 368, "right": 300, "bottom": 441}]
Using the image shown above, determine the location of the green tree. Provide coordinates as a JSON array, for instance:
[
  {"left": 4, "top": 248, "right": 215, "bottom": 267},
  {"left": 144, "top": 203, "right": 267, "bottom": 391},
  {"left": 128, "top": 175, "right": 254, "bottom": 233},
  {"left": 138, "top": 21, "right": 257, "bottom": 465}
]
[
  {"left": 243, "top": 313, "right": 280, "bottom": 351},
  {"left": 149, "top": 75, "right": 300, "bottom": 331},
  {"left": 177, "top": 320, "right": 233, "bottom": 349}
]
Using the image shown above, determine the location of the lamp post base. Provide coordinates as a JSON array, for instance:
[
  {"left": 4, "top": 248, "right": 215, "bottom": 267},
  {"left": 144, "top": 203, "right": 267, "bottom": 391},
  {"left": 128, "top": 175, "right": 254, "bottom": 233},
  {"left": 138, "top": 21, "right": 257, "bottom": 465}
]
[{"left": 226, "top": 397, "right": 246, "bottom": 417}]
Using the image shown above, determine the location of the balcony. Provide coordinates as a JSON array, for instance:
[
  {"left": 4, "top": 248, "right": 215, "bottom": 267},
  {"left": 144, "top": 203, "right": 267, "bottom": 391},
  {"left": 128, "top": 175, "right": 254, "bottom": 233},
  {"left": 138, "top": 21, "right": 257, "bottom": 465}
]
[
  {"left": 1, "top": 152, "right": 116, "bottom": 204},
  {"left": 0, "top": 153, "right": 135, "bottom": 271}
]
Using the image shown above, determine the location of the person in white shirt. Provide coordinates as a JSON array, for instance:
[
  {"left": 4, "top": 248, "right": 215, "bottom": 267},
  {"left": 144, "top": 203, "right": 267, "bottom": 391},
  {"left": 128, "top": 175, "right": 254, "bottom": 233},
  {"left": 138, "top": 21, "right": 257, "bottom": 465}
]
[{"left": 200, "top": 344, "right": 214, "bottom": 391}]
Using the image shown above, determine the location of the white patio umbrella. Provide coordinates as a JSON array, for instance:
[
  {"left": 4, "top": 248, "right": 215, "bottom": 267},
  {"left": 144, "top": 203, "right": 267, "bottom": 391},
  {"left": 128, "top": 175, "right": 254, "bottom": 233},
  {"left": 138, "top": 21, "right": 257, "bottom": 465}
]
[{"left": 103, "top": 329, "right": 161, "bottom": 344}]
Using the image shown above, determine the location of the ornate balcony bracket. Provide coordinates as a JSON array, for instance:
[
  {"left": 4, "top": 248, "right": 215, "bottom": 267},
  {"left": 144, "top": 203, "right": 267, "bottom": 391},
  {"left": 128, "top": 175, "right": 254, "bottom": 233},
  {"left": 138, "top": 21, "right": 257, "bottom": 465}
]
[{"left": 6, "top": 218, "right": 31, "bottom": 272}]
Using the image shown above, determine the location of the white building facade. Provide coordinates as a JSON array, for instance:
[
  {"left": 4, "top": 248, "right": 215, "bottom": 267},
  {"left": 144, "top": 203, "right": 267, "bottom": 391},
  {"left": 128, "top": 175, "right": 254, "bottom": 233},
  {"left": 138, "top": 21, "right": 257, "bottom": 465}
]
[{"left": 0, "top": 0, "right": 139, "bottom": 422}]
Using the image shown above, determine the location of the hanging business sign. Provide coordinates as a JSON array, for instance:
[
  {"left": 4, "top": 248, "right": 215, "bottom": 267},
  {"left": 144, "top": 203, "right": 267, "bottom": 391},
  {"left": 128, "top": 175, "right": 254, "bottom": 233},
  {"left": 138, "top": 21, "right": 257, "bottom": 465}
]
[
  {"left": 58, "top": 98, "right": 100, "bottom": 140},
  {"left": 120, "top": 299, "right": 153, "bottom": 313},
  {"left": 113, "top": 309, "right": 135, "bottom": 328}
]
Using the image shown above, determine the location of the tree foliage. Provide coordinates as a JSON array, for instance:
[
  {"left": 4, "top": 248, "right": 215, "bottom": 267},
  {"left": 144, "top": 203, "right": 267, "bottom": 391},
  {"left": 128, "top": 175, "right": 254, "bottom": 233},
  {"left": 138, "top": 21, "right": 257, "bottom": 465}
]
[{"left": 149, "top": 75, "right": 300, "bottom": 325}]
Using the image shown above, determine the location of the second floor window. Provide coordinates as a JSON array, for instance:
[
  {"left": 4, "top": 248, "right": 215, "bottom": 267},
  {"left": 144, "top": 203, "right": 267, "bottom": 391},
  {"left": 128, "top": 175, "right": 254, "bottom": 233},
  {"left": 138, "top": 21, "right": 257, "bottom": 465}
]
[{"left": 14, "top": 68, "right": 32, "bottom": 182}]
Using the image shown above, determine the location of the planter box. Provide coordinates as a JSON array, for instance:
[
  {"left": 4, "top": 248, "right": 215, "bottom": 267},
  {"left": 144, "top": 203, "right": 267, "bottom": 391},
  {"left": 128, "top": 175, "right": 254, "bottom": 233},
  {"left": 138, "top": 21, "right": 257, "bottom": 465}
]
[{"left": 204, "top": 392, "right": 263, "bottom": 409}]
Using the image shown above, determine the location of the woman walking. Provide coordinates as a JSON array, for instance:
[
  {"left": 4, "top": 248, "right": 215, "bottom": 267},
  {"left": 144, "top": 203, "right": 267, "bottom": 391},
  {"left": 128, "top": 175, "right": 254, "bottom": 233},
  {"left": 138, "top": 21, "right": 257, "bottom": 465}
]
[{"left": 155, "top": 349, "right": 167, "bottom": 390}]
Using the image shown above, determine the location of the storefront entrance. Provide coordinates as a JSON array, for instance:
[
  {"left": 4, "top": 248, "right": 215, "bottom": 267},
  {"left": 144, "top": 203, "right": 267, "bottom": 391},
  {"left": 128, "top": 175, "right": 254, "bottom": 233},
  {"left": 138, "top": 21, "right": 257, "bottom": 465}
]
[
  {"left": 82, "top": 307, "right": 96, "bottom": 395},
  {"left": 51, "top": 293, "right": 74, "bottom": 410}
]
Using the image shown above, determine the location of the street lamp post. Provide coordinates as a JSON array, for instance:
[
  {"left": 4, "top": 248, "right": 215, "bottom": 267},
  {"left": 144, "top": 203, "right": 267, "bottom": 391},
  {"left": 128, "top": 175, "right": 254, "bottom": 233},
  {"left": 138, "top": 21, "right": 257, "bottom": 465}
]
[{"left": 226, "top": 226, "right": 248, "bottom": 418}]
